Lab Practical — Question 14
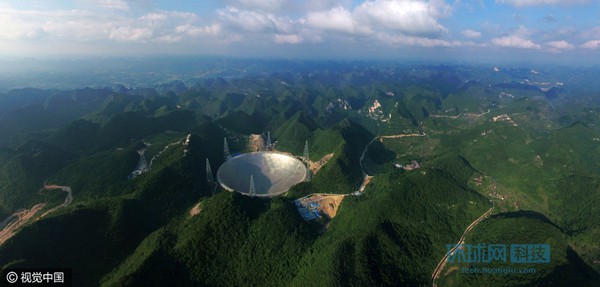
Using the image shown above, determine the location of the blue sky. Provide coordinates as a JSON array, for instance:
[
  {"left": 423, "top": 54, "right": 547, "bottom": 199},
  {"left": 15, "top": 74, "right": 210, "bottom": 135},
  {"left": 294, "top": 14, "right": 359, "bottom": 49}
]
[{"left": 0, "top": 0, "right": 599, "bottom": 62}]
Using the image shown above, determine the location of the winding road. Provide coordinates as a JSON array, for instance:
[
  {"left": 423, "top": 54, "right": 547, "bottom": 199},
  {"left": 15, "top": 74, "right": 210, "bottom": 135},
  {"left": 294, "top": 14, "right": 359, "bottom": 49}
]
[
  {"left": 39, "top": 185, "right": 73, "bottom": 218},
  {"left": 429, "top": 109, "right": 491, "bottom": 119},
  {"left": 0, "top": 185, "right": 73, "bottom": 246},
  {"left": 356, "top": 128, "right": 495, "bottom": 287},
  {"left": 431, "top": 198, "right": 494, "bottom": 286},
  {"left": 357, "top": 131, "right": 426, "bottom": 192}
]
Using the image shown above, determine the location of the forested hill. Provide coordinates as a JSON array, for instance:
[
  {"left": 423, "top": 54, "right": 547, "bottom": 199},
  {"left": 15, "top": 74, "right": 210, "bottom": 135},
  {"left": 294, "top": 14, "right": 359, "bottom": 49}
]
[{"left": 0, "top": 63, "right": 599, "bottom": 286}]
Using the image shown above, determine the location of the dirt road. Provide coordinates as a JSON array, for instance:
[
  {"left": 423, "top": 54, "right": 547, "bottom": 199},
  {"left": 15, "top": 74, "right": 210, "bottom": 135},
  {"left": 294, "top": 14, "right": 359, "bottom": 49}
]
[
  {"left": 189, "top": 202, "right": 202, "bottom": 217},
  {"left": 308, "top": 153, "right": 334, "bottom": 175}
]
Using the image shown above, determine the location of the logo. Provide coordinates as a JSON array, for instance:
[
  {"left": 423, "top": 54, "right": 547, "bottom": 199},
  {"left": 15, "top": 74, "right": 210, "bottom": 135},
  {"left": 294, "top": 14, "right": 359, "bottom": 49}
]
[
  {"left": 447, "top": 243, "right": 550, "bottom": 264},
  {"left": 510, "top": 244, "right": 551, "bottom": 263},
  {"left": 3, "top": 268, "right": 71, "bottom": 285},
  {"left": 5, "top": 271, "right": 18, "bottom": 284}
]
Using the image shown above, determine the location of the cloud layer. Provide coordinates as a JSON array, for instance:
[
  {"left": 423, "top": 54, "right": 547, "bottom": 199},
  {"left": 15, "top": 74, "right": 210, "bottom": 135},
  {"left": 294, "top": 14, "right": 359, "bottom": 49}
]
[
  {"left": 497, "top": 0, "right": 590, "bottom": 7},
  {"left": 0, "top": 0, "right": 598, "bottom": 58}
]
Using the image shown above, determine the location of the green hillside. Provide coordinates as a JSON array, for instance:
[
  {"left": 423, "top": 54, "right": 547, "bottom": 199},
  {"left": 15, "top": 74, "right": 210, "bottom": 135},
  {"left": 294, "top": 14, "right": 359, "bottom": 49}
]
[
  {"left": 442, "top": 213, "right": 600, "bottom": 287},
  {"left": 102, "top": 192, "right": 316, "bottom": 287},
  {"left": 292, "top": 161, "right": 489, "bottom": 286},
  {"left": 273, "top": 111, "right": 320, "bottom": 154},
  {"left": 1, "top": 63, "right": 600, "bottom": 287},
  {"left": 0, "top": 141, "right": 75, "bottom": 213}
]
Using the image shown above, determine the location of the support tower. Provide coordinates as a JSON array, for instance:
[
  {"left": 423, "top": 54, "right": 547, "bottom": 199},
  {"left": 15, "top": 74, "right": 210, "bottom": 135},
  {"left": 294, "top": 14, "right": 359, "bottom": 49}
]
[
  {"left": 223, "top": 137, "right": 231, "bottom": 161},
  {"left": 249, "top": 175, "right": 256, "bottom": 196},
  {"left": 206, "top": 158, "right": 214, "bottom": 185},
  {"left": 303, "top": 140, "right": 312, "bottom": 182},
  {"left": 266, "top": 131, "right": 272, "bottom": 151}
]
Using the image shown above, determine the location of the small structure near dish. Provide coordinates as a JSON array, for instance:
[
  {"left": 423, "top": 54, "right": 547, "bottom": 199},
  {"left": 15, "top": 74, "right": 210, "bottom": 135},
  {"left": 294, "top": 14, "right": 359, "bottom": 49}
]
[
  {"left": 294, "top": 194, "right": 346, "bottom": 222},
  {"left": 394, "top": 160, "right": 421, "bottom": 171}
]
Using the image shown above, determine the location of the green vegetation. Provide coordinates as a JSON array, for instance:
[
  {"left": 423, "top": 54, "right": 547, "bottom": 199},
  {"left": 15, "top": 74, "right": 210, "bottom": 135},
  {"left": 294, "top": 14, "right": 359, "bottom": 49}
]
[
  {"left": 274, "top": 111, "right": 320, "bottom": 154},
  {"left": 442, "top": 213, "right": 599, "bottom": 287},
  {"left": 1, "top": 63, "right": 599, "bottom": 286},
  {"left": 103, "top": 192, "right": 316, "bottom": 287},
  {"left": 292, "top": 166, "right": 489, "bottom": 286},
  {"left": 0, "top": 141, "right": 75, "bottom": 213}
]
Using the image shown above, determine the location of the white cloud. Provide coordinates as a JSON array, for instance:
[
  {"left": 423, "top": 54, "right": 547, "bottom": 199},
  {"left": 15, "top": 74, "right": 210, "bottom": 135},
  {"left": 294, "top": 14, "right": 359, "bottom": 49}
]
[
  {"left": 274, "top": 34, "right": 303, "bottom": 44},
  {"left": 154, "top": 34, "right": 183, "bottom": 43},
  {"left": 109, "top": 27, "right": 153, "bottom": 41},
  {"left": 224, "top": 0, "right": 288, "bottom": 12},
  {"left": 429, "top": 0, "right": 453, "bottom": 18},
  {"left": 91, "top": 0, "right": 130, "bottom": 10},
  {"left": 581, "top": 27, "right": 600, "bottom": 39},
  {"left": 218, "top": 6, "right": 297, "bottom": 34},
  {"left": 461, "top": 29, "right": 482, "bottom": 39},
  {"left": 0, "top": 4, "right": 223, "bottom": 46},
  {"left": 0, "top": 7, "right": 88, "bottom": 40},
  {"left": 354, "top": 0, "right": 448, "bottom": 35},
  {"left": 376, "top": 32, "right": 483, "bottom": 48},
  {"left": 218, "top": 7, "right": 274, "bottom": 33},
  {"left": 305, "top": 6, "right": 369, "bottom": 34},
  {"left": 176, "top": 24, "right": 222, "bottom": 37},
  {"left": 378, "top": 33, "right": 452, "bottom": 47},
  {"left": 491, "top": 26, "right": 541, "bottom": 49},
  {"left": 581, "top": 40, "right": 600, "bottom": 49},
  {"left": 491, "top": 35, "right": 541, "bottom": 49},
  {"left": 497, "top": 0, "right": 590, "bottom": 7},
  {"left": 305, "top": 0, "right": 448, "bottom": 36},
  {"left": 300, "top": 0, "right": 471, "bottom": 50},
  {"left": 20, "top": 9, "right": 117, "bottom": 41},
  {"left": 305, "top": 0, "right": 352, "bottom": 11},
  {"left": 553, "top": 27, "right": 577, "bottom": 36},
  {"left": 138, "top": 12, "right": 168, "bottom": 22},
  {"left": 121, "top": 10, "right": 221, "bottom": 42},
  {"left": 545, "top": 40, "right": 574, "bottom": 51},
  {"left": 2, "top": 0, "right": 595, "bottom": 57}
]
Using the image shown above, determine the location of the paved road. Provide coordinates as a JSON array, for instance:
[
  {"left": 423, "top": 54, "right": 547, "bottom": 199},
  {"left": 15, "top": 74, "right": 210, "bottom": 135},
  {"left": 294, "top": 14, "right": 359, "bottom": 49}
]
[
  {"left": 356, "top": 129, "right": 497, "bottom": 287},
  {"left": 39, "top": 185, "right": 73, "bottom": 218},
  {"left": 357, "top": 131, "right": 426, "bottom": 192},
  {"left": 0, "top": 204, "right": 46, "bottom": 245},
  {"left": 359, "top": 137, "right": 379, "bottom": 177},
  {"left": 431, "top": 199, "right": 494, "bottom": 286},
  {"left": 429, "top": 109, "right": 490, "bottom": 119}
]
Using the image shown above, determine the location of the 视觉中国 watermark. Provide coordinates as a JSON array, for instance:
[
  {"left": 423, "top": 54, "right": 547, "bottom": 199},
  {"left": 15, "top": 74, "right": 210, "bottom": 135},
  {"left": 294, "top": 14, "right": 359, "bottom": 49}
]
[{"left": 446, "top": 243, "right": 550, "bottom": 275}]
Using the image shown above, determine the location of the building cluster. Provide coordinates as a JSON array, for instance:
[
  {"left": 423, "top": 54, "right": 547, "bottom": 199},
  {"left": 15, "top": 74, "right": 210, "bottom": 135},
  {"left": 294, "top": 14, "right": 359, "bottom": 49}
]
[
  {"left": 183, "top": 134, "right": 191, "bottom": 157},
  {"left": 394, "top": 160, "right": 421, "bottom": 171},
  {"left": 294, "top": 198, "right": 321, "bottom": 221}
]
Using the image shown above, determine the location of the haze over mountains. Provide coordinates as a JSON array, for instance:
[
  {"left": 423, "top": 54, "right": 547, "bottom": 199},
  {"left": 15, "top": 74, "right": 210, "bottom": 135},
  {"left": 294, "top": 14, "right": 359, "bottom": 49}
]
[{"left": 2, "top": 57, "right": 600, "bottom": 93}]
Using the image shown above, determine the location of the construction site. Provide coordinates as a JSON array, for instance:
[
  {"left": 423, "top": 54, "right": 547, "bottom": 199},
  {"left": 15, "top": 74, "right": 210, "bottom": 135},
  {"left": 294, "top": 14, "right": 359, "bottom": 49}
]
[{"left": 294, "top": 193, "right": 346, "bottom": 222}]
